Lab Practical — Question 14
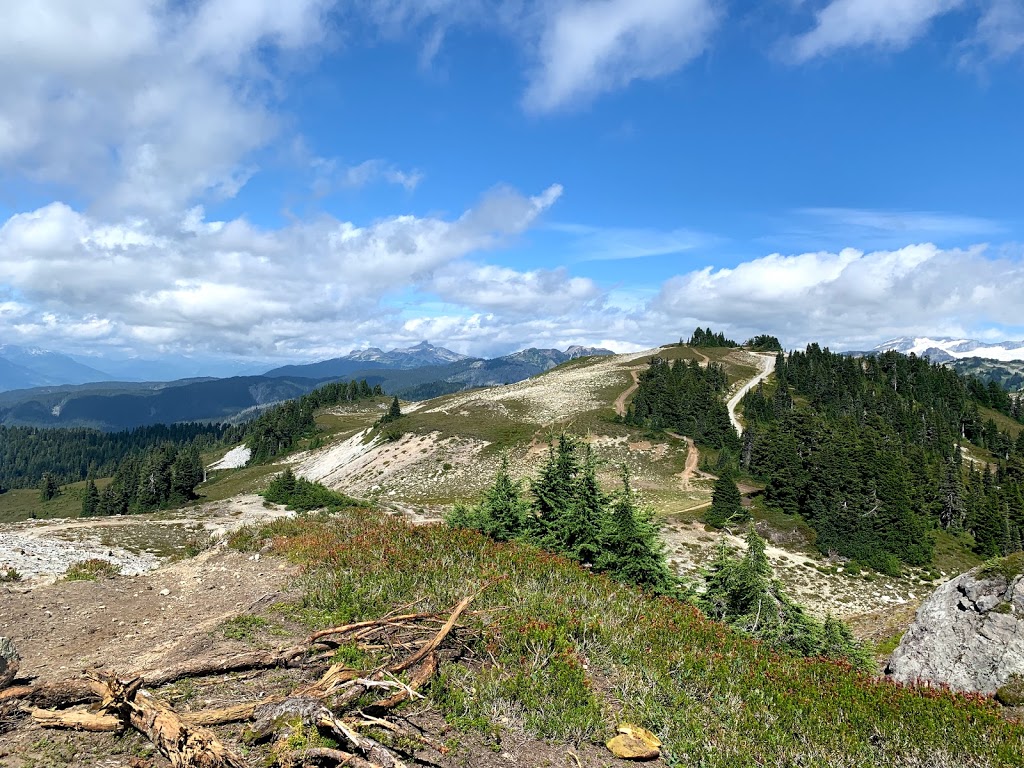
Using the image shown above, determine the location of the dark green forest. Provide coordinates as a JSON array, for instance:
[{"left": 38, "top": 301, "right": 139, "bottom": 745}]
[
  {"left": 740, "top": 346, "right": 1024, "bottom": 572},
  {"left": 0, "top": 422, "right": 228, "bottom": 491},
  {"left": 625, "top": 356, "right": 739, "bottom": 450},
  {"left": 0, "top": 379, "right": 384, "bottom": 497},
  {"left": 239, "top": 378, "right": 382, "bottom": 463},
  {"left": 688, "top": 327, "right": 738, "bottom": 347}
]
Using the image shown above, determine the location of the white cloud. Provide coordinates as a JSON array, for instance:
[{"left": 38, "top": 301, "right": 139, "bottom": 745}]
[
  {"left": 551, "top": 223, "right": 712, "bottom": 261},
  {"left": 797, "top": 208, "right": 1005, "bottom": 237},
  {"left": 353, "top": 1, "right": 720, "bottom": 112},
  {"left": 0, "top": 184, "right": 564, "bottom": 358},
  {"left": 0, "top": 0, "right": 334, "bottom": 215},
  {"left": 791, "top": 0, "right": 965, "bottom": 61},
  {"left": 652, "top": 243, "right": 1024, "bottom": 349},
  {"left": 963, "top": 0, "right": 1024, "bottom": 63},
  {"left": 523, "top": 0, "right": 720, "bottom": 112},
  {"left": 428, "top": 264, "right": 602, "bottom": 313}
]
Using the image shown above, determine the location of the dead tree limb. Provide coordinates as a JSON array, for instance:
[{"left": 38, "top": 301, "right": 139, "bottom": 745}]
[
  {"left": 89, "top": 673, "right": 248, "bottom": 768},
  {"left": 29, "top": 707, "right": 123, "bottom": 732},
  {"left": 141, "top": 645, "right": 308, "bottom": 687},
  {"left": 308, "top": 614, "right": 435, "bottom": 646}
]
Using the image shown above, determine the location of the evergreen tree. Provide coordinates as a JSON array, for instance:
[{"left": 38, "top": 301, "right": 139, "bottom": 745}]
[
  {"left": 171, "top": 445, "right": 204, "bottom": 501},
  {"left": 380, "top": 396, "right": 402, "bottom": 424},
  {"left": 39, "top": 473, "right": 60, "bottom": 502},
  {"left": 81, "top": 479, "right": 100, "bottom": 517},
  {"left": 706, "top": 473, "right": 744, "bottom": 528},
  {"left": 550, "top": 445, "right": 607, "bottom": 564},
  {"left": 598, "top": 466, "right": 676, "bottom": 593},
  {"left": 477, "top": 456, "right": 529, "bottom": 541}
]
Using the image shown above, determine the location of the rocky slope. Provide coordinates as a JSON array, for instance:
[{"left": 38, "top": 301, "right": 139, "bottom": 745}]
[{"left": 887, "top": 553, "right": 1024, "bottom": 694}]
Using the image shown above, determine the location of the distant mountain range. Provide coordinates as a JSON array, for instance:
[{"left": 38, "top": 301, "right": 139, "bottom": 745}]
[
  {"left": 0, "top": 345, "right": 112, "bottom": 391},
  {"left": 0, "top": 341, "right": 613, "bottom": 430},
  {"left": 873, "top": 337, "right": 1024, "bottom": 363}
]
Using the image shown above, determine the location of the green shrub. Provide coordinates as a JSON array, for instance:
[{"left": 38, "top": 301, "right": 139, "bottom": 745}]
[
  {"left": 262, "top": 468, "right": 361, "bottom": 512},
  {"left": 64, "top": 559, "right": 121, "bottom": 581}
]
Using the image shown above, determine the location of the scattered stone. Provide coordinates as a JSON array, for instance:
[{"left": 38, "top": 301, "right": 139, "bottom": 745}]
[
  {"left": 606, "top": 723, "right": 661, "bottom": 760},
  {"left": 159, "top": 588, "right": 171, "bottom": 596}
]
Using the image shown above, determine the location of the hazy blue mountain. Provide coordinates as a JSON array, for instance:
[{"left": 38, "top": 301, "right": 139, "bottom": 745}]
[
  {"left": 69, "top": 353, "right": 276, "bottom": 382},
  {"left": 0, "top": 345, "right": 112, "bottom": 392},
  {"left": 0, "top": 357, "right": 43, "bottom": 392},
  {"left": 0, "top": 375, "right": 326, "bottom": 431}
]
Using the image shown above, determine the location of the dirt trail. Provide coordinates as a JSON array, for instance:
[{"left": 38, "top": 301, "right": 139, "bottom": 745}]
[
  {"left": 664, "top": 432, "right": 701, "bottom": 489},
  {"left": 727, "top": 352, "right": 776, "bottom": 435},
  {"left": 614, "top": 369, "right": 641, "bottom": 417}
]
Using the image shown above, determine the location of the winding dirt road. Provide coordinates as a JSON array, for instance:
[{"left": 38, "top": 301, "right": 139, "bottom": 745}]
[
  {"left": 614, "top": 369, "right": 641, "bottom": 418},
  {"left": 726, "top": 353, "right": 776, "bottom": 435}
]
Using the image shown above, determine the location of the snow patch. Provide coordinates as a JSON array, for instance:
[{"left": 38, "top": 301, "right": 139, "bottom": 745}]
[{"left": 209, "top": 445, "right": 251, "bottom": 470}]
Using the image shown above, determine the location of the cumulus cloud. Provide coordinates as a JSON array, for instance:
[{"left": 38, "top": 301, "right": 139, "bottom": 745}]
[
  {"left": 0, "top": 184, "right": 567, "bottom": 357},
  {"left": 428, "top": 264, "right": 602, "bottom": 314},
  {"left": 0, "top": 0, "right": 334, "bottom": 215},
  {"left": 651, "top": 243, "right": 1024, "bottom": 349},
  {"left": 354, "top": 1, "right": 721, "bottom": 112},
  {"left": 522, "top": 0, "right": 720, "bottom": 112},
  {"left": 791, "top": 0, "right": 964, "bottom": 61}
]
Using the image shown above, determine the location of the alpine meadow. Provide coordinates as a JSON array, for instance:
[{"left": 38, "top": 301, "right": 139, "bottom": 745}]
[{"left": 2, "top": 3, "right": 1024, "bottom": 768}]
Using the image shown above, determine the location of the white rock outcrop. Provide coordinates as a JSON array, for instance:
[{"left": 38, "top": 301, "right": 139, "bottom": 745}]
[{"left": 887, "top": 561, "right": 1024, "bottom": 694}]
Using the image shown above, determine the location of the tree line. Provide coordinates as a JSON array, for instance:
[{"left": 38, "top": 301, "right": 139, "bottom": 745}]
[
  {"left": 739, "top": 346, "right": 1024, "bottom": 572},
  {"left": 0, "top": 423, "right": 228, "bottom": 492},
  {"left": 688, "top": 327, "right": 738, "bottom": 348},
  {"left": 2, "top": 378, "right": 386, "bottom": 505},
  {"left": 625, "top": 356, "right": 739, "bottom": 450},
  {"left": 80, "top": 443, "right": 204, "bottom": 516}
]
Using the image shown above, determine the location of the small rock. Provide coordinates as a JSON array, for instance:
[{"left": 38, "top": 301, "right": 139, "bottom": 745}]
[
  {"left": 607, "top": 724, "right": 661, "bottom": 760},
  {"left": 159, "top": 588, "right": 171, "bottom": 596}
]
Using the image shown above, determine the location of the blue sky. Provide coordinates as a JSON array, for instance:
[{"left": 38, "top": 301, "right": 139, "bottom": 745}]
[{"left": 0, "top": 0, "right": 1022, "bottom": 367}]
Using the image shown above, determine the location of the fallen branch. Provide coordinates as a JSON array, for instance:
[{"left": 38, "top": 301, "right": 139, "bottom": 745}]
[
  {"left": 308, "top": 614, "right": 434, "bottom": 646},
  {"left": 29, "top": 707, "right": 123, "bottom": 732},
  {"left": 141, "top": 645, "right": 307, "bottom": 687},
  {"left": 89, "top": 672, "right": 248, "bottom": 768}
]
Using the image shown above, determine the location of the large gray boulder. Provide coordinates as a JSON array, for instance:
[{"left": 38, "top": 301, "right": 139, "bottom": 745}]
[{"left": 887, "top": 557, "right": 1024, "bottom": 694}]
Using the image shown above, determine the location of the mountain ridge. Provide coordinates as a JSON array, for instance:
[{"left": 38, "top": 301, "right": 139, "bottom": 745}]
[{"left": 874, "top": 336, "right": 1024, "bottom": 362}]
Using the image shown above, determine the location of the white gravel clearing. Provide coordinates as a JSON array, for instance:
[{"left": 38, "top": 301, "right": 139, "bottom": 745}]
[
  {"left": 208, "top": 444, "right": 252, "bottom": 470},
  {"left": 0, "top": 530, "right": 160, "bottom": 584}
]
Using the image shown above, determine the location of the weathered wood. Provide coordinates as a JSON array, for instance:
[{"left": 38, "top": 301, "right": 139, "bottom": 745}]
[
  {"left": 31, "top": 706, "right": 123, "bottom": 732},
  {"left": 88, "top": 673, "right": 247, "bottom": 768},
  {"left": 0, "top": 679, "right": 96, "bottom": 707},
  {"left": 307, "top": 614, "right": 434, "bottom": 645},
  {"left": 390, "top": 593, "right": 476, "bottom": 673},
  {"left": 140, "top": 645, "right": 307, "bottom": 687},
  {"left": 365, "top": 653, "right": 437, "bottom": 713},
  {"left": 315, "top": 709, "right": 408, "bottom": 768}
]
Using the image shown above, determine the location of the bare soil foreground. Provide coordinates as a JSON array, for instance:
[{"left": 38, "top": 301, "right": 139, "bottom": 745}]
[{"left": 0, "top": 542, "right": 648, "bottom": 768}]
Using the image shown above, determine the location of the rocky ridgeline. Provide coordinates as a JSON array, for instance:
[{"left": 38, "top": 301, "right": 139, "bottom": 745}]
[{"left": 887, "top": 553, "right": 1024, "bottom": 700}]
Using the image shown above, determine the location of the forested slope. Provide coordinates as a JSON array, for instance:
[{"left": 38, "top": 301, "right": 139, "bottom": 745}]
[{"left": 740, "top": 346, "right": 1024, "bottom": 572}]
